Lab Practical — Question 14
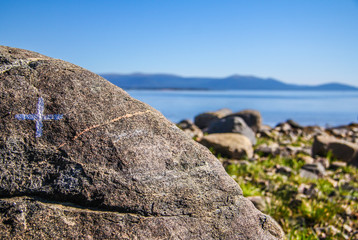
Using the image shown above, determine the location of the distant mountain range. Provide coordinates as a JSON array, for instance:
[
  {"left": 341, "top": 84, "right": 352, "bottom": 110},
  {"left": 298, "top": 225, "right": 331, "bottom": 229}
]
[{"left": 100, "top": 73, "right": 358, "bottom": 91}]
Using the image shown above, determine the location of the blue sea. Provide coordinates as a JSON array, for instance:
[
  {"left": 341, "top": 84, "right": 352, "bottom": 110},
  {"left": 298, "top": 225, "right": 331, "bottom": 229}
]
[{"left": 127, "top": 90, "right": 358, "bottom": 127}]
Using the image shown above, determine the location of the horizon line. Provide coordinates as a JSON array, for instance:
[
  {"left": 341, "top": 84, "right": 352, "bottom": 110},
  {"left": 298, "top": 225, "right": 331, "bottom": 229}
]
[{"left": 99, "top": 72, "right": 358, "bottom": 88}]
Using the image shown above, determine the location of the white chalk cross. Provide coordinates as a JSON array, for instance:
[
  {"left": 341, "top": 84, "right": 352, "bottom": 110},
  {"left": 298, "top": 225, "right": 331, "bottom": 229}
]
[{"left": 15, "top": 97, "right": 63, "bottom": 137}]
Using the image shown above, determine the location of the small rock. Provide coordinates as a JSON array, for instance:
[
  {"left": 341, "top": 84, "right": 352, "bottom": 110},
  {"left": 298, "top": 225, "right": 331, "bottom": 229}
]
[
  {"left": 286, "top": 119, "right": 303, "bottom": 129},
  {"left": 270, "top": 130, "right": 280, "bottom": 139},
  {"left": 286, "top": 146, "right": 302, "bottom": 156},
  {"left": 255, "top": 143, "right": 280, "bottom": 157},
  {"left": 328, "top": 225, "right": 341, "bottom": 236},
  {"left": 295, "top": 194, "right": 307, "bottom": 200},
  {"left": 177, "top": 119, "right": 195, "bottom": 129},
  {"left": 340, "top": 182, "right": 358, "bottom": 193},
  {"left": 275, "top": 165, "right": 293, "bottom": 176},
  {"left": 194, "top": 108, "right": 232, "bottom": 129},
  {"left": 330, "top": 161, "right": 347, "bottom": 170},
  {"left": 258, "top": 129, "right": 274, "bottom": 139},
  {"left": 275, "top": 122, "right": 292, "bottom": 133},
  {"left": 298, "top": 183, "right": 318, "bottom": 197},
  {"left": 237, "top": 160, "right": 251, "bottom": 166},
  {"left": 341, "top": 204, "right": 353, "bottom": 215},
  {"left": 301, "top": 163, "right": 325, "bottom": 177},
  {"left": 246, "top": 196, "right": 267, "bottom": 212},
  {"left": 299, "top": 169, "right": 319, "bottom": 179},
  {"left": 303, "top": 125, "right": 325, "bottom": 136},
  {"left": 257, "top": 180, "right": 271, "bottom": 191},
  {"left": 226, "top": 109, "right": 262, "bottom": 133},
  {"left": 300, "top": 147, "right": 312, "bottom": 156},
  {"left": 260, "top": 125, "right": 272, "bottom": 131},
  {"left": 314, "top": 227, "right": 326, "bottom": 239},
  {"left": 343, "top": 224, "right": 352, "bottom": 234},
  {"left": 312, "top": 135, "right": 358, "bottom": 166},
  {"left": 177, "top": 119, "right": 203, "bottom": 139},
  {"left": 249, "top": 154, "right": 260, "bottom": 162},
  {"left": 277, "top": 147, "right": 291, "bottom": 157},
  {"left": 279, "top": 139, "right": 291, "bottom": 145},
  {"left": 300, "top": 155, "right": 314, "bottom": 164},
  {"left": 244, "top": 176, "right": 252, "bottom": 181},
  {"left": 329, "top": 127, "right": 349, "bottom": 138},
  {"left": 316, "top": 157, "right": 330, "bottom": 169},
  {"left": 326, "top": 178, "right": 338, "bottom": 188},
  {"left": 288, "top": 132, "right": 298, "bottom": 143}
]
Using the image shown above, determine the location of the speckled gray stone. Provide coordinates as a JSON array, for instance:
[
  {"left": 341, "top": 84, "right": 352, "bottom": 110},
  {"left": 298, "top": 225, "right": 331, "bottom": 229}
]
[{"left": 0, "top": 46, "right": 284, "bottom": 239}]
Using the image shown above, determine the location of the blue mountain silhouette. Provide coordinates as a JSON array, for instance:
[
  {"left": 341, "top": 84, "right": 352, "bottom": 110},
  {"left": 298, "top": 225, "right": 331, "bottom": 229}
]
[{"left": 101, "top": 73, "right": 358, "bottom": 91}]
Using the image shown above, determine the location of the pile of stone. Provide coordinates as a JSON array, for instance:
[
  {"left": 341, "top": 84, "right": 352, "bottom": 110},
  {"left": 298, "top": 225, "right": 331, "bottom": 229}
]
[
  {"left": 180, "top": 109, "right": 358, "bottom": 238},
  {"left": 179, "top": 109, "right": 261, "bottom": 160},
  {"left": 178, "top": 109, "right": 358, "bottom": 182}
]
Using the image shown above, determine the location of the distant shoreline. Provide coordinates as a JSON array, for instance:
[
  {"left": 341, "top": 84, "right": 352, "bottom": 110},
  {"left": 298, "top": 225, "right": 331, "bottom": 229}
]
[
  {"left": 126, "top": 89, "right": 358, "bottom": 127},
  {"left": 102, "top": 73, "right": 358, "bottom": 91},
  {"left": 122, "top": 87, "right": 358, "bottom": 92}
]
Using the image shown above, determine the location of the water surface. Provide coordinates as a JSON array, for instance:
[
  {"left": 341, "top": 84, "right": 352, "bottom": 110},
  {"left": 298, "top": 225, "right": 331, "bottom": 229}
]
[{"left": 127, "top": 90, "right": 358, "bottom": 127}]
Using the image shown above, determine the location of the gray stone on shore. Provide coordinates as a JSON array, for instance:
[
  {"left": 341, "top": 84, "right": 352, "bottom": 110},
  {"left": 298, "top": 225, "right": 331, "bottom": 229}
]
[
  {"left": 275, "top": 122, "right": 292, "bottom": 133},
  {"left": 302, "top": 126, "right": 325, "bottom": 137},
  {"left": 316, "top": 157, "right": 330, "bottom": 169},
  {"left": 312, "top": 135, "right": 358, "bottom": 166},
  {"left": 206, "top": 116, "right": 257, "bottom": 145},
  {"left": 329, "top": 161, "right": 347, "bottom": 170},
  {"left": 227, "top": 109, "right": 262, "bottom": 133},
  {"left": 194, "top": 108, "right": 232, "bottom": 130},
  {"left": 299, "top": 169, "right": 320, "bottom": 180},
  {"left": 275, "top": 165, "right": 293, "bottom": 177},
  {"left": 255, "top": 143, "right": 280, "bottom": 157},
  {"left": 200, "top": 133, "right": 254, "bottom": 159},
  {"left": 298, "top": 183, "right": 318, "bottom": 197},
  {"left": 300, "top": 155, "right": 315, "bottom": 164},
  {"left": 0, "top": 46, "right": 284, "bottom": 239},
  {"left": 246, "top": 196, "right": 267, "bottom": 212},
  {"left": 286, "top": 119, "right": 303, "bottom": 129},
  {"left": 177, "top": 119, "right": 203, "bottom": 139},
  {"left": 299, "top": 163, "right": 326, "bottom": 179}
]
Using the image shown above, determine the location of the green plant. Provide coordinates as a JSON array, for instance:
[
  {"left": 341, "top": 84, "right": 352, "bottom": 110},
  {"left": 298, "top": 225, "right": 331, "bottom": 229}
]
[
  {"left": 239, "top": 181, "right": 262, "bottom": 197},
  {"left": 223, "top": 136, "right": 358, "bottom": 238}
]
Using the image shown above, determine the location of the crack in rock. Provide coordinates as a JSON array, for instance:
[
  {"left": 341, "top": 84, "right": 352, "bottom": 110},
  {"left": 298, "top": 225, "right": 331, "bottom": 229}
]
[{"left": 58, "top": 110, "right": 152, "bottom": 149}]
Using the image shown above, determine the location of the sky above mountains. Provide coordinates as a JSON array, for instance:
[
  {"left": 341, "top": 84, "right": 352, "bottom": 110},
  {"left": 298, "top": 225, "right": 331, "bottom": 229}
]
[{"left": 2, "top": 0, "right": 358, "bottom": 87}]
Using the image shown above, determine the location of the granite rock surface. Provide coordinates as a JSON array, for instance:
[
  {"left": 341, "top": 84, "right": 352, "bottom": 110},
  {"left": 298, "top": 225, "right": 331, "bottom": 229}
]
[{"left": 0, "top": 46, "right": 284, "bottom": 239}]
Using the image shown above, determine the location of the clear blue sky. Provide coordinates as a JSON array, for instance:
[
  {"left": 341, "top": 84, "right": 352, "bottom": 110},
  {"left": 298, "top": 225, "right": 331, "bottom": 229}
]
[{"left": 2, "top": 0, "right": 358, "bottom": 86}]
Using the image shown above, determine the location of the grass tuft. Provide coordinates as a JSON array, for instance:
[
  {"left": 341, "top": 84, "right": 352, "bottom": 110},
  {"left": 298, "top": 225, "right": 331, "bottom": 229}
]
[{"left": 224, "top": 135, "right": 358, "bottom": 239}]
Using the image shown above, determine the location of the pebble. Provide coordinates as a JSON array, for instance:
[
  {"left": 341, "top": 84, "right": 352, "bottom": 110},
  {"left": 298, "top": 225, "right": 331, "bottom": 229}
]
[{"left": 330, "top": 161, "right": 347, "bottom": 170}]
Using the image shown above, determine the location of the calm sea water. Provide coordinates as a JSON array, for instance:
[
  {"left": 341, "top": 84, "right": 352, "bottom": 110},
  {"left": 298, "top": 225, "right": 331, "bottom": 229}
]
[{"left": 127, "top": 90, "right": 358, "bottom": 127}]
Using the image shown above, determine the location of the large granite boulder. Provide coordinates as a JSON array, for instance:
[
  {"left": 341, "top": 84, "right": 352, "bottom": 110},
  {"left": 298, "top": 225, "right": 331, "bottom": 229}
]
[
  {"left": 0, "top": 46, "right": 284, "bottom": 239},
  {"left": 206, "top": 116, "right": 256, "bottom": 145}
]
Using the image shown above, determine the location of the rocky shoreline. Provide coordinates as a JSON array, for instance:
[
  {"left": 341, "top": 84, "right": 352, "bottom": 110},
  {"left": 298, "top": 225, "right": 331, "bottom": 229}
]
[
  {"left": 178, "top": 109, "right": 358, "bottom": 239},
  {"left": 2, "top": 45, "right": 356, "bottom": 239}
]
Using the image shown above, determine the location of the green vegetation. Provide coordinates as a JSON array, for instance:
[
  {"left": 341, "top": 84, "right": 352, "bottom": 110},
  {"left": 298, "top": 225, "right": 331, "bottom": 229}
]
[{"left": 224, "top": 137, "right": 358, "bottom": 239}]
